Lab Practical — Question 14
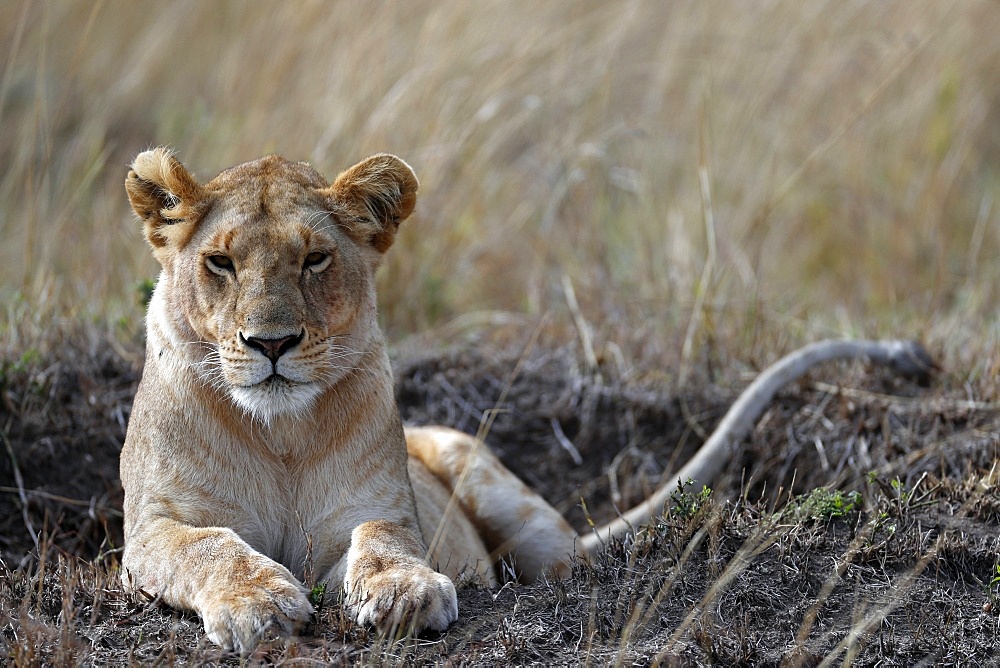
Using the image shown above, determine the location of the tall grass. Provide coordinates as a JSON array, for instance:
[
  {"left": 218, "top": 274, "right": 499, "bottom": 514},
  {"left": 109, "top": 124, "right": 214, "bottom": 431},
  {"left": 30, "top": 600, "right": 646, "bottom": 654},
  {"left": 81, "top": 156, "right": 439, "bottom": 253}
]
[{"left": 1, "top": 1, "right": 998, "bottom": 379}]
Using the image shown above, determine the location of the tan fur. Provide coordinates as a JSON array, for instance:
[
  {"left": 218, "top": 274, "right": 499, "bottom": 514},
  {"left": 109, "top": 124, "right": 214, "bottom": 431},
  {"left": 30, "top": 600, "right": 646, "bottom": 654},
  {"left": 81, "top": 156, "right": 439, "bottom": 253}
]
[
  {"left": 122, "top": 149, "right": 459, "bottom": 654},
  {"left": 122, "top": 148, "right": 933, "bottom": 655}
]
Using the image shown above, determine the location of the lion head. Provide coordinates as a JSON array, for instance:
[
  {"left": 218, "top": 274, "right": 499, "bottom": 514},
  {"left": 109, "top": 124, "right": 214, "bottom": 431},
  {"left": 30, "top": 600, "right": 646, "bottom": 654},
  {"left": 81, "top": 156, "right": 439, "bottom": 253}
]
[{"left": 125, "top": 148, "right": 417, "bottom": 422}]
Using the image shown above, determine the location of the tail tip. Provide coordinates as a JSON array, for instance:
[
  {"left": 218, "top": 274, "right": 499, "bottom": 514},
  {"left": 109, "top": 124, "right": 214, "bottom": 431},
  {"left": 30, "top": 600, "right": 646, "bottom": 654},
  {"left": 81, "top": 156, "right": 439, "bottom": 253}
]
[{"left": 889, "top": 340, "right": 939, "bottom": 385}]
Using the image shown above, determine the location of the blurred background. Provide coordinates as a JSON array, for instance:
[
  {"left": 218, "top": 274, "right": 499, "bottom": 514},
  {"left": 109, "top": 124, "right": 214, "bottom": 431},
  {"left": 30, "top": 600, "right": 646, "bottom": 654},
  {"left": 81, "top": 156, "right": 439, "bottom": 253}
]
[{"left": 1, "top": 0, "right": 998, "bottom": 380}]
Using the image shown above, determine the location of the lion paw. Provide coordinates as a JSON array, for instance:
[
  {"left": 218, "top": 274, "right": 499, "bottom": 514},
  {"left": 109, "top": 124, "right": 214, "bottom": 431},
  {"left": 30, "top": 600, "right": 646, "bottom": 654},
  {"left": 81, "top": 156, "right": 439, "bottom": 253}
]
[
  {"left": 198, "top": 561, "right": 313, "bottom": 655},
  {"left": 345, "top": 565, "right": 457, "bottom": 635}
]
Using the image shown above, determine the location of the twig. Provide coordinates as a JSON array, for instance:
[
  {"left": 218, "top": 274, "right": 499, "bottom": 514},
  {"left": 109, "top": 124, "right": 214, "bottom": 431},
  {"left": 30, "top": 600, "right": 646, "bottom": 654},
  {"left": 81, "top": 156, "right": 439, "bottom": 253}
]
[
  {"left": 550, "top": 418, "right": 583, "bottom": 466},
  {"left": 561, "top": 274, "right": 601, "bottom": 382},
  {"left": 811, "top": 381, "right": 999, "bottom": 412},
  {"left": 680, "top": 105, "right": 718, "bottom": 385},
  {"left": 0, "top": 487, "right": 123, "bottom": 517},
  {"left": 2, "top": 430, "right": 38, "bottom": 549}
]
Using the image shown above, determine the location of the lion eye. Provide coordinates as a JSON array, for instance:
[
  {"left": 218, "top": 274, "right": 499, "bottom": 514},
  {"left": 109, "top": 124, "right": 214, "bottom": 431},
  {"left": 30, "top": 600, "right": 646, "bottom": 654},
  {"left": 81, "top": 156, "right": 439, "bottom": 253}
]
[
  {"left": 303, "top": 252, "right": 331, "bottom": 272},
  {"left": 206, "top": 255, "right": 234, "bottom": 274}
]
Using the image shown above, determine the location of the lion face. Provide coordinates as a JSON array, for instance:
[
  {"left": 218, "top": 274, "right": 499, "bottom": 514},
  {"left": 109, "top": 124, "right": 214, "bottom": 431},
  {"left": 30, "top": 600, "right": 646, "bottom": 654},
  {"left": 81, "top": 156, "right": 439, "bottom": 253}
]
[{"left": 126, "top": 149, "right": 417, "bottom": 421}]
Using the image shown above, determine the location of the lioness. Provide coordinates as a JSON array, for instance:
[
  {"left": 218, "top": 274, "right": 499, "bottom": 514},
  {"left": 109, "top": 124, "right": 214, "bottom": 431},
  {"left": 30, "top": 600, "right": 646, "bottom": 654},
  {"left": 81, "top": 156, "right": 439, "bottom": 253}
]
[{"left": 121, "top": 148, "right": 932, "bottom": 654}]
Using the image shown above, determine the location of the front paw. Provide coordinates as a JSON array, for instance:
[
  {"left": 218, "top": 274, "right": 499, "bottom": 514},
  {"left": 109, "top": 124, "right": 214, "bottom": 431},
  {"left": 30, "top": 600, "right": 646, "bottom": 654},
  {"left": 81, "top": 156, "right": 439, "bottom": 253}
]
[
  {"left": 198, "top": 560, "right": 313, "bottom": 655},
  {"left": 345, "top": 564, "right": 458, "bottom": 635}
]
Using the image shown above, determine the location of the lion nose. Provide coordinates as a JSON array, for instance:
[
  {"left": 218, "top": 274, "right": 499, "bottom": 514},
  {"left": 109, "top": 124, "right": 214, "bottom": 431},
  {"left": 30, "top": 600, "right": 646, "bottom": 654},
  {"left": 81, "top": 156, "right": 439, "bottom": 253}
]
[{"left": 241, "top": 331, "right": 304, "bottom": 363}]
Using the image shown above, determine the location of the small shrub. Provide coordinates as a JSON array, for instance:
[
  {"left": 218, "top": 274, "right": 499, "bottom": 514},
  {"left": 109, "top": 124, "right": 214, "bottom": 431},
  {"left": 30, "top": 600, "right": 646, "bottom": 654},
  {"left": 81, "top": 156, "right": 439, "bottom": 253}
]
[
  {"left": 791, "top": 487, "right": 863, "bottom": 521},
  {"left": 669, "top": 478, "right": 713, "bottom": 519}
]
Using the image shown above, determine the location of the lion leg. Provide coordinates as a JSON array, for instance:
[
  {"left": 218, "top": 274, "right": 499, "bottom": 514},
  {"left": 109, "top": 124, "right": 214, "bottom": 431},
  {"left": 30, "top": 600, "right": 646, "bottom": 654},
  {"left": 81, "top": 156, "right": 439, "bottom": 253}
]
[
  {"left": 405, "top": 425, "right": 579, "bottom": 582},
  {"left": 341, "top": 519, "right": 458, "bottom": 635},
  {"left": 409, "top": 456, "right": 495, "bottom": 585},
  {"left": 122, "top": 518, "right": 313, "bottom": 655}
]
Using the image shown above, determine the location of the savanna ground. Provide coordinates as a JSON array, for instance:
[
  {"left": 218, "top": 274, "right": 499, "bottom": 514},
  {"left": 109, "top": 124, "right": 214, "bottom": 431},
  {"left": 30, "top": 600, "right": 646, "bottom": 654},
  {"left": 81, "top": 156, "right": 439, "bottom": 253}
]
[{"left": 2, "top": 1, "right": 1000, "bottom": 664}]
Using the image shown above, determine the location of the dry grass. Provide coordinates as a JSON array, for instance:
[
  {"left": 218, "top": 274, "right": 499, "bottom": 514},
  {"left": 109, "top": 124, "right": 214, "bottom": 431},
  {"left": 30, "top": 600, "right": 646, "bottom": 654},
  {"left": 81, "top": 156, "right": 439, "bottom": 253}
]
[
  {"left": 2, "top": 0, "right": 1000, "bottom": 664},
  {"left": 2, "top": 1, "right": 999, "bottom": 373}
]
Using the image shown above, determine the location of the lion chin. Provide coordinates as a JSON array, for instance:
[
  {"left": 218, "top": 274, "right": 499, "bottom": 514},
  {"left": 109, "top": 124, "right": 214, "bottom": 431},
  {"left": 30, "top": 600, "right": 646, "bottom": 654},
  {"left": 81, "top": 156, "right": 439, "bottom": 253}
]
[{"left": 230, "top": 376, "right": 323, "bottom": 423}]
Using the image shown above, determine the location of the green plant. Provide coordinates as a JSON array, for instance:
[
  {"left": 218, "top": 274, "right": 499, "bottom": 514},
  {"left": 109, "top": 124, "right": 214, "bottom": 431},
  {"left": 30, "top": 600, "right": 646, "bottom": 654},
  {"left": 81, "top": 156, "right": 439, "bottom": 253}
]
[
  {"left": 891, "top": 478, "right": 912, "bottom": 505},
  {"left": 309, "top": 581, "right": 327, "bottom": 608},
  {"left": 0, "top": 349, "right": 39, "bottom": 389},
  {"left": 792, "top": 487, "right": 864, "bottom": 521},
  {"left": 136, "top": 278, "right": 157, "bottom": 308},
  {"left": 868, "top": 510, "right": 897, "bottom": 542},
  {"left": 669, "top": 478, "right": 713, "bottom": 519},
  {"left": 982, "top": 562, "right": 1000, "bottom": 614},
  {"left": 871, "top": 472, "right": 937, "bottom": 517}
]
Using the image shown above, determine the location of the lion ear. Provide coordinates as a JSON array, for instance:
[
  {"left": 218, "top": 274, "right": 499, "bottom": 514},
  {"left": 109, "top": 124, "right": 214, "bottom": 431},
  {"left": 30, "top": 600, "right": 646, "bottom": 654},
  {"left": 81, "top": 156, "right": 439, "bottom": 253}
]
[
  {"left": 126, "top": 147, "right": 207, "bottom": 254},
  {"left": 323, "top": 154, "right": 418, "bottom": 253}
]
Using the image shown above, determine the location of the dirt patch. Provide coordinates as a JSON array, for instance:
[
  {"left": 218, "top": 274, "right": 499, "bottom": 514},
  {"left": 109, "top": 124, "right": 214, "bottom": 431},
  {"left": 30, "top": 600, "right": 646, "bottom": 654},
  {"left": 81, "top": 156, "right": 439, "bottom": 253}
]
[
  {"left": 0, "top": 329, "right": 137, "bottom": 567},
  {"left": 2, "top": 328, "right": 999, "bottom": 664}
]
